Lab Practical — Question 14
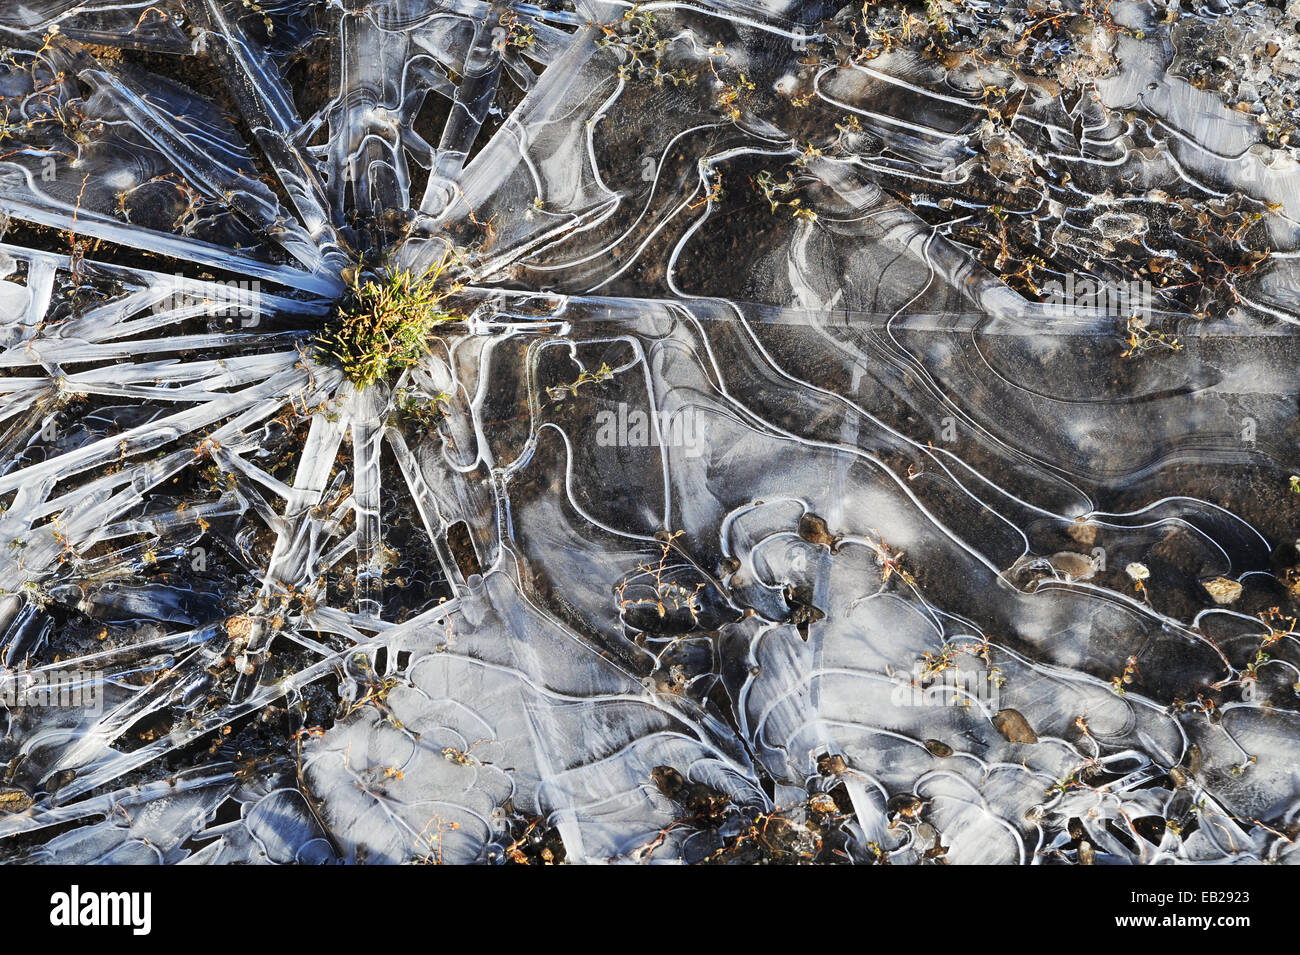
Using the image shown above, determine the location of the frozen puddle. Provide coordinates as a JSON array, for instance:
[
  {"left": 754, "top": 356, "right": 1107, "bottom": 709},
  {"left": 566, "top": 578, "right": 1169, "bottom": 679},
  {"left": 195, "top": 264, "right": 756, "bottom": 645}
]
[{"left": 0, "top": 0, "right": 1295, "bottom": 864}]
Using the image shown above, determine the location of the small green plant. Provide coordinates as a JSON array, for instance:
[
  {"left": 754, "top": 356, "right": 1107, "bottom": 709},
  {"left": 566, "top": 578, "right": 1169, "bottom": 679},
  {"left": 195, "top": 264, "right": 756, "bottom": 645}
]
[
  {"left": 495, "top": 10, "right": 536, "bottom": 52},
  {"left": 755, "top": 169, "right": 804, "bottom": 214},
  {"left": 394, "top": 389, "right": 451, "bottom": 432},
  {"left": 1121, "top": 316, "right": 1181, "bottom": 359},
  {"left": 546, "top": 361, "right": 614, "bottom": 402},
  {"left": 597, "top": 7, "right": 694, "bottom": 87},
  {"left": 316, "top": 254, "right": 465, "bottom": 388}
]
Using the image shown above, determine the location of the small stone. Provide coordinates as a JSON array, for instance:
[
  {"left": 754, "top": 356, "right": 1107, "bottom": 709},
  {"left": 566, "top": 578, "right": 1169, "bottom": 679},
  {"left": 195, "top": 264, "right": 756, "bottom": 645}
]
[
  {"left": 808, "top": 793, "right": 838, "bottom": 814},
  {"left": 1283, "top": 568, "right": 1300, "bottom": 598},
  {"left": 651, "top": 765, "right": 685, "bottom": 798},
  {"left": 0, "top": 788, "right": 33, "bottom": 814},
  {"left": 817, "top": 753, "right": 847, "bottom": 776},
  {"left": 797, "top": 512, "right": 840, "bottom": 552},
  {"left": 1049, "top": 551, "right": 1097, "bottom": 581},
  {"left": 1066, "top": 519, "right": 1097, "bottom": 546},
  {"left": 1125, "top": 561, "right": 1150, "bottom": 582},
  {"left": 887, "top": 793, "right": 925, "bottom": 820},
  {"left": 1201, "top": 576, "right": 1243, "bottom": 605},
  {"left": 924, "top": 738, "right": 953, "bottom": 758},
  {"left": 993, "top": 708, "right": 1039, "bottom": 744}
]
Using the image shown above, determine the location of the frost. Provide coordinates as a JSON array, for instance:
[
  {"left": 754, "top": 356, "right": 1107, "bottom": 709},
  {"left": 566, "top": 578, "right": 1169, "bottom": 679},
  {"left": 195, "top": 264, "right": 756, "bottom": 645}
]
[{"left": 0, "top": 0, "right": 1297, "bottom": 865}]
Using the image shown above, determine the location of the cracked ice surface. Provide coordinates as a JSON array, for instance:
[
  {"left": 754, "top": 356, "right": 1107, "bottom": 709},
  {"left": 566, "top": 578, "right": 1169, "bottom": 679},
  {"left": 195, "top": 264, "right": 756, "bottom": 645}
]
[{"left": 0, "top": 0, "right": 1297, "bottom": 864}]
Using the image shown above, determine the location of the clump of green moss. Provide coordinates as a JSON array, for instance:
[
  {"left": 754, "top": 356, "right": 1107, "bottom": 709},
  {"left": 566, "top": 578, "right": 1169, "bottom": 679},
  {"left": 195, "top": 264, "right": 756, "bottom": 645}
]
[
  {"left": 316, "top": 256, "right": 464, "bottom": 388},
  {"left": 393, "top": 388, "right": 450, "bottom": 433}
]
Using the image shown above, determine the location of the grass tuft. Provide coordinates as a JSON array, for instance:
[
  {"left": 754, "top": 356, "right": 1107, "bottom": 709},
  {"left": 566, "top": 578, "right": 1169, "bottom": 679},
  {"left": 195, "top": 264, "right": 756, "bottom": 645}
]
[{"left": 317, "top": 254, "right": 464, "bottom": 388}]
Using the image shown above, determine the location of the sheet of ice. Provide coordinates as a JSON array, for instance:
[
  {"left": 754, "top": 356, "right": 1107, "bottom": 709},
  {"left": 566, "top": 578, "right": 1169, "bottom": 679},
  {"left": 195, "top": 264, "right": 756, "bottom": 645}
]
[{"left": 0, "top": 0, "right": 1296, "bottom": 865}]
